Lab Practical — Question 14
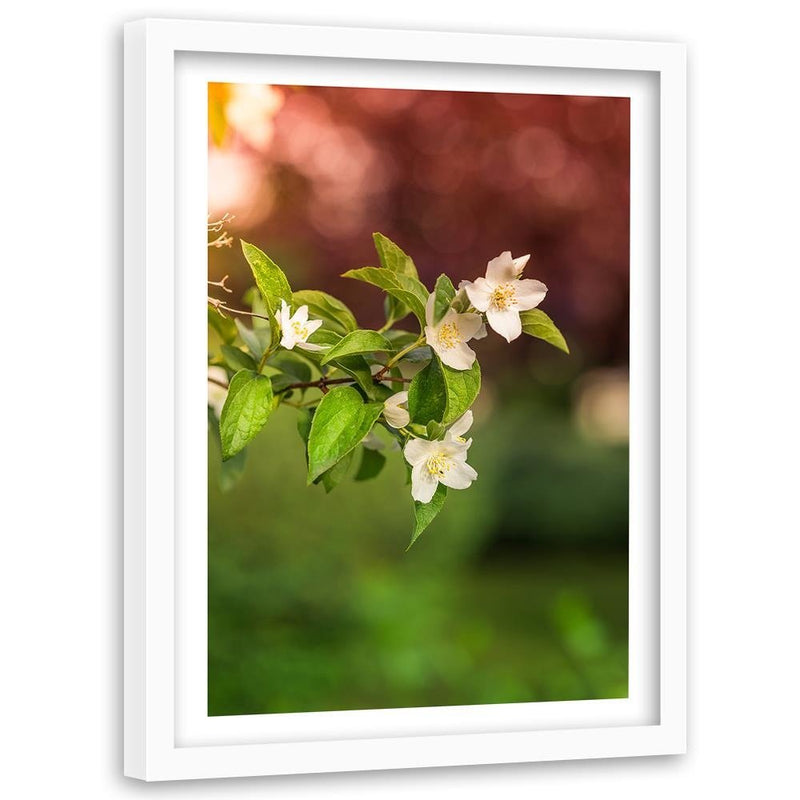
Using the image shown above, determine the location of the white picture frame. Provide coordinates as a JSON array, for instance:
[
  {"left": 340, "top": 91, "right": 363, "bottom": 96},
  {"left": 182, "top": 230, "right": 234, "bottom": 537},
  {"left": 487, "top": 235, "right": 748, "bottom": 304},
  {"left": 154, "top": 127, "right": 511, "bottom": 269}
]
[{"left": 124, "top": 18, "right": 686, "bottom": 782}]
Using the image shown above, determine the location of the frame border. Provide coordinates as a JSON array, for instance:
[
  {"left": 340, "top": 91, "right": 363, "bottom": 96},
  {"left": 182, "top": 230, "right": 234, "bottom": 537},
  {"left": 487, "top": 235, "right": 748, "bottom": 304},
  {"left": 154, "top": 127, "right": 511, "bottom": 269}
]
[{"left": 124, "top": 18, "right": 686, "bottom": 781}]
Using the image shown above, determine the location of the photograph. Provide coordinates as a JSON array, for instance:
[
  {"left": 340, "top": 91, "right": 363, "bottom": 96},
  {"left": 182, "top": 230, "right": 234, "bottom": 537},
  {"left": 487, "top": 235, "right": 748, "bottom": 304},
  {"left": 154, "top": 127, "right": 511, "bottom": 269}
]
[{"left": 205, "top": 81, "right": 631, "bottom": 717}]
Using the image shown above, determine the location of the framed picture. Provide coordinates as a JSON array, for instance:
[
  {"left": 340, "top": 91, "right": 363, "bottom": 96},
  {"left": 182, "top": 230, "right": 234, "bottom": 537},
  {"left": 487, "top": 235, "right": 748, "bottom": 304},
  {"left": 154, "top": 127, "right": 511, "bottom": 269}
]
[{"left": 124, "top": 19, "right": 686, "bottom": 782}]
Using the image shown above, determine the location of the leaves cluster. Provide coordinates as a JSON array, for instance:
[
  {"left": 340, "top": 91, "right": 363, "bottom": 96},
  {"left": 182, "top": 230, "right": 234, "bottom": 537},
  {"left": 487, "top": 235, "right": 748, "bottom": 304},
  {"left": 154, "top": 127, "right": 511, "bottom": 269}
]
[{"left": 208, "top": 234, "right": 568, "bottom": 547}]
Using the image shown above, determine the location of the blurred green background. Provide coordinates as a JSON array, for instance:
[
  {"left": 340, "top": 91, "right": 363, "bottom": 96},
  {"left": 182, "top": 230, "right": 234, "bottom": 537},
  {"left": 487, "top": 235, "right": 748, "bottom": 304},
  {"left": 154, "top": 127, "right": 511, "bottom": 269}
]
[{"left": 208, "top": 84, "right": 630, "bottom": 715}]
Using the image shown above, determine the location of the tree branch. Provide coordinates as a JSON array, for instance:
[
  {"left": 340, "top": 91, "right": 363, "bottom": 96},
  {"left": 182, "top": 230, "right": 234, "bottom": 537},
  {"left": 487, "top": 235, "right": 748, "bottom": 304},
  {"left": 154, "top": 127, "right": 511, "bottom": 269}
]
[
  {"left": 208, "top": 373, "right": 410, "bottom": 393},
  {"left": 208, "top": 275, "right": 233, "bottom": 293},
  {"left": 208, "top": 298, "right": 272, "bottom": 321},
  {"left": 276, "top": 374, "right": 410, "bottom": 393}
]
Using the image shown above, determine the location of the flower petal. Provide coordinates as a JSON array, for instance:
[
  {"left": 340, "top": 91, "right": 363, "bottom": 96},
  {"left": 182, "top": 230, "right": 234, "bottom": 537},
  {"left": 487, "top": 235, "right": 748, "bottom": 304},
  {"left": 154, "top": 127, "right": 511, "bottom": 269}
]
[
  {"left": 383, "top": 391, "right": 410, "bottom": 428},
  {"left": 455, "top": 312, "right": 485, "bottom": 342},
  {"left": 404, "top": 437, "right": 434, "bottom": 466},
  {"left": 304, "top": 318, "right": 324, "bottom": 337},
  {"left": 278, "top": 299, "right": 291, "bottom": 330},
  {"left": 296, "top": 341, "right": 325, "bottom": 352},
  {"left": 448, "top": 410, "right": 473, "bottom": 439},
  {"left": 438, "top": 341, "right": 476, "bottom": 370},
  {"left": 425, "top": 291, "right": 436, "bottom": 327},
  {"left": 486, "top": 251, "right": 517, "bottom": 284},
  {"left": 411, "top": 462, "right": 439, "bottom": 503},
  {"left": 486, "top": 307, "right": 522, "bottom": 342},
  {"left": 473, "top": 320, "right": 488, "bottom": 340},
  {"left": 439, "top": 460, "right": 477, "bottom": 490},
  {"left": 424, "top": 325, "right": 439, "bottom": 351},
  {"left": 514, "top": 279, "right": 548, "bottom": 311},
  {"left": 439, "top": 439, "right": 470, "bottom": 459},
  {"left": 294, "top": 305, "right": 309, "bottom": 324},
  {"left": 463, "top": 277, "right": 493, "bottom": 311},
  {"left": 512, "top": 253, "right": 531, "bottom": 276}
]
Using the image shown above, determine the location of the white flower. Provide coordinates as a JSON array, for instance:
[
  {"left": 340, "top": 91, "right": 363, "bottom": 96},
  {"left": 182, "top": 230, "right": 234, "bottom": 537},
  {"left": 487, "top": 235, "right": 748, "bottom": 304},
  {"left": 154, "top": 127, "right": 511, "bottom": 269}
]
[
  {"left": 445, "top": 410, "right": 473, "bottom": 447},
  {"left": 423, "top": 292, "right": 485, "bottom": 370},
  {"left": 404, "top": 435, "right": 478, "bottom": 503},
  {"left": 383, "top": 390, "right": 410, "bottom": 428},
  {"left": 461, "top": 251, "right": 548, "bottom": 342},
  {"left": 275, "top": 299, "right": 325, "bottom": 351}
]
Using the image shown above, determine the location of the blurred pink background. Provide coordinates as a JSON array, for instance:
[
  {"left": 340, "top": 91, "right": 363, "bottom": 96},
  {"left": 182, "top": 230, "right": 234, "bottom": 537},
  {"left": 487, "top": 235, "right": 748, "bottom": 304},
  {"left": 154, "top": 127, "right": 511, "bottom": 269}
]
[{"left": 208, "top": 84, "right": 630, "bottom": 368}]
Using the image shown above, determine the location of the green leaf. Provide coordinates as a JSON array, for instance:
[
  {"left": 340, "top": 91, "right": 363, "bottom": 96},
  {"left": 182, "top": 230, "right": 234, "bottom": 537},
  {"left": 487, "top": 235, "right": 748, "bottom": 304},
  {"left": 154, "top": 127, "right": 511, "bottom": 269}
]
[
  {"left": 320, "top": 330, "right": 394, "bottom": 365},
  {"left": 300, "top": 329, "right": 342, "bottom": 363},
  {"left": 409, "top": 484, "right": 447, "bottom": 549},
  {"left": 268, "top": 351, "right": 313, "bottom": 383},
  {"left": 441, "top": 359, "right": 481, "bottom": 425},
  {"left": 520, "top": 309, "right": 570, "bottom": 354},
  {"left": 292, "top": 290, "right": 358, "bottom": 334},
  {"left": 241, "top": 240, "right": 292, "bottom": 313},
  {"left": 373, "top": 233, "right": 420, "bottom": 327},
  {"left": 219, "top": 369, "right": 274, "bottom": 460},
  {"left": 408, "top": 357, "right": 447, "bottom": 425},
  {"left": 302, "top": 333, "right": 374, "bottom": 394},
  {"left": 296, "top": 408, "right": 313, "bottom": 445},
  {"left": 369, "top": 383, "right": 394, "bottom": 403},
  {"left": 342, "top": 267, "right": 429, "bottom": 328},
  {"left": 320, "top": 448, "right": 357, "bottom": 493},
  {"left": 373, "top": 232, "right": 419, "bottom": 278},
  {"left": 426, "top": 420, "right": 446, "bottom": 440},
  {"left": 306, "top": 386, "right": 383, "bottom": 483},
  {"left": 402, "top": 345, "right": 433, "bottom": 364},
  {"left": 326, "top": 355, "right": 376, "bottom": 398},
  {"left": 243, "top": 287, "right": 272, "bottom": 330},
  {"left": 355, "top": 447, "right": 386, "bottom": 482},
  {"left": 383, "top": 294, "right": 406, "bottom": 328},
  {"left": 432, "top": 274, "right": 456, "bottom": 324},
  {"left": 450, "top": 287, "right": 471, "bottom": 313},
  {"left": 384, "top": 329, "right": 422, "bottom": 349},
  {"left": 208, "top": 307, "right": 238, "bottom": 345},
  {"left": 269, "top": 374, "right": 295, "bottom": 394},
  {"left": 221, "top": 344, "right": 257, "bottom": 373},
  {"left": 235, "top": 318, "right": 270, "bottom": 360},
  {"left": 407, "top": 355, "right": 481, "bottom": 427}
]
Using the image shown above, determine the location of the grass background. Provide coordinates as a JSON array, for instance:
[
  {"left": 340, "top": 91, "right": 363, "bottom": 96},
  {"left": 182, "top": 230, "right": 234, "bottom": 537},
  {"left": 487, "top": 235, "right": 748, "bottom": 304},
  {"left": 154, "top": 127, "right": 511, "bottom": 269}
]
[{"left": 208, "top": 390, "right": 628, "bottom": 716}]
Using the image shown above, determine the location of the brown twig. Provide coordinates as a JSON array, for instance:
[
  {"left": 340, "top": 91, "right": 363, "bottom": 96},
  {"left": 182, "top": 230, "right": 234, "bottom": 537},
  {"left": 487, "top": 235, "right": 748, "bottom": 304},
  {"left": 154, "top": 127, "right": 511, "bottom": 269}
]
[
  {"left": 207, "top": 373, "right": 410, "bottom": 393},
  {"left": 208, "top": 212, "right": 235, "bottom": 233},
  {"left": 208, "top": 233, "right": 234, "bottom": 249},
  {"left": 208, "top": 298, "right": 273, "bottom": 322},
  {"left": 208, "top": 275, "right": 233, "bottom": 293},
  {"left": 276, "top": 374, "right": 411, "bottom": 393}
]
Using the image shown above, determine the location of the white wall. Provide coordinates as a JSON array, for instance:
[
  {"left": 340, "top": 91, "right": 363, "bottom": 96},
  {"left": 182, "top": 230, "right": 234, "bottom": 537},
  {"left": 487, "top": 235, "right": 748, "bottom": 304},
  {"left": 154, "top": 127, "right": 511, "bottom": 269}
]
[{"left": 2, "top": 1, "right": 798, "bottom": 797}]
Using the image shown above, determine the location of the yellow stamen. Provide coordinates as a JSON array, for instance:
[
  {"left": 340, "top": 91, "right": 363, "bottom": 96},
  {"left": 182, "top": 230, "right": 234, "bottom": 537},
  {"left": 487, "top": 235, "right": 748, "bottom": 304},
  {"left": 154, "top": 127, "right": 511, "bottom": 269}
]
[
  {"left": 490, "top": 283, "right": 517, "bottom": 311},
  {"left": 437, "top": 321, "right": 462, "bottom": 350},
  {"left": 291, "top": 320, "right": 310, "bottom": 340},
  {"left": 426, "top": 452, "right": 452, "bottom": 477}
]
